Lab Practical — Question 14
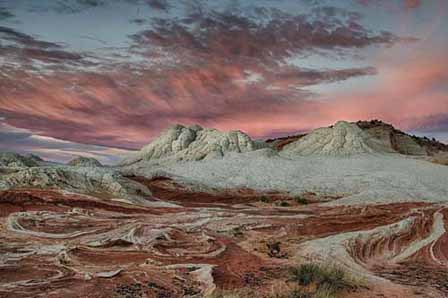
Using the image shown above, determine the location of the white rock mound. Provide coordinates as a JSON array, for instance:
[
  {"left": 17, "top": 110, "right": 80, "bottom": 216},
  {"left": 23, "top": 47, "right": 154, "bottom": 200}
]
[
  {"left": 68, "top": 156, "right": 103, "bottom": 167},
  {"left": 282, "top": 121, "right": 394, "bottom": 157},
  {"left": 0, "top": 152, "right": 39, "bottom": 168},
  {"left": 0, "top": 167, "right": 157, "bottom": 206},
  {"left": 122, "top": 124, "right": 259, "bottom": 165}
]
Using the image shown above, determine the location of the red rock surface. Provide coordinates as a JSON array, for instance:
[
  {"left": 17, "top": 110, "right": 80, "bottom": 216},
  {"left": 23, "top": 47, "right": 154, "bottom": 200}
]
[{"left": 1, "top": 177, "right": 447, "bottom": 297}]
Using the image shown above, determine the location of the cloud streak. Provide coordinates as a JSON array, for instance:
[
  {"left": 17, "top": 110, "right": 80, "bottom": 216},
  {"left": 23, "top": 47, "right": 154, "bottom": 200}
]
[
  {"left": 0, "top": 0, "right": 446, "bottom": 161},
  {"left": 0, "top": 121, "right": 132, "bottom": 164}
]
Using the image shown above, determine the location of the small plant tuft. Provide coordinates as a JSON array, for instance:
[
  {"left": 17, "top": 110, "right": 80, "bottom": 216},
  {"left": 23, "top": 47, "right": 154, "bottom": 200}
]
[
  {"left": 277, "top": 201, "right": 290, "bottom": 207},
  {"left": 289, "top": 263, "right": 357, "bottom": 297},
  {"left": 231, "top": 226, "right": 243, "bottom": 237},
  {"left": 260, "top": 195, "right": 271, "bottom": 203},
  {"left": 294, "top": 196, "right": 309, "bottom": 205},
  {"left": 290, "top": 263, "right": 321, "bottom": 286},
  {"left": 288, "top": 289, "right": 311, "bottom": 298}
]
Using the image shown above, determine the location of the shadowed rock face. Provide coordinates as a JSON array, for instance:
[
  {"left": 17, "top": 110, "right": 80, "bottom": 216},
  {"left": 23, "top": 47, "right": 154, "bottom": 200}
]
[
  {"left": 268, "top": 120, "right": 448, "bottom": 157},
  {"left": 1, "top": 177, "right": 447, "bottom": 297},
  {"left": 121, "top": 124, "right": 259, "bottom": 165},
  {"left": 356, "top": 120, "right": 430, "bottom": 156},
  {"left": 68, "top": 156, "right": 103, "bottom": 168},
  {"left": 266, "top": 134, "right": 307, "bottom": 150}
]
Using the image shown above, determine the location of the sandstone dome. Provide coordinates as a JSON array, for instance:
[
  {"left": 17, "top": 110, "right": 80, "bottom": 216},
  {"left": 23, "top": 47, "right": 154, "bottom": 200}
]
[
  {"left": 68, "top": 156, "right": 103, "bottom": 167},
  {"left": 282, "top": 121, "right": 394, "bottom": 156},
  {"left": 121, "top": 124, "right": 259, "bottom": 165}
]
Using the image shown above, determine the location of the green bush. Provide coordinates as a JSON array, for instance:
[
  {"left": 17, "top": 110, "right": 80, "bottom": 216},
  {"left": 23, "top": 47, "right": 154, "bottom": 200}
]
[
  {"left": 290, "top": 263, "right": 354, "bottom": 296},
  {"left": 212, "top": 263, "right": 357, "bottom": 298},
  {"left": 278, "top": 201, "right": 290, "bottom": 207},
  {"left": 290, "top": 263, "right": 321, "bottom": 286},
  {"left": 294, "top": 196, "right": 309, "bottom": 205},
  {"left": 260, "top": 195, "right": 271, "bottom": 203}
]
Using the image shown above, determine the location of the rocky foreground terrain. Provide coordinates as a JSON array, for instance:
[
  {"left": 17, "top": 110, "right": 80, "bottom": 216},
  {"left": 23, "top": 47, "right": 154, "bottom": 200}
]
[{"left": 1, "top": 120, "right": 448, "bottom": 298}]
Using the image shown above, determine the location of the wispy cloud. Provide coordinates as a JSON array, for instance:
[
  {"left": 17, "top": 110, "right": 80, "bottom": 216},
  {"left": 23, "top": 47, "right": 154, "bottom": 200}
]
[
  {"left": 0, "top": 121, "right": 133, "bottom": 164},
  {"left": 0, "top": 0, "right": 446, "bottom": 157}
]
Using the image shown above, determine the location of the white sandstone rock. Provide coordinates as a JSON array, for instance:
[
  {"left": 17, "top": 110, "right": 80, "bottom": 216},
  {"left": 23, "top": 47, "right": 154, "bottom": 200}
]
[
  {"left": 0, "top": 152, "right": 39, "bottom": 168},
  {"left": 0, "top": 166, "right": 155, "bottom": 206},
  {"left": 282, "top": 121, "right": 394, "bottom": 157},
  {"left": 121, "top": 124, "right": 260, "bottom": 165}
]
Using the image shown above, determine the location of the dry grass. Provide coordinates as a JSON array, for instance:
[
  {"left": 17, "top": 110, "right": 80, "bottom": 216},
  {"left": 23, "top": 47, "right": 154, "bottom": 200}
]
[
  {"left": 210, "top": 263, "right": 362, "bottom": 298},
  {"left": 430, "top": 152, "right": 448, "bottom": 166},
  {"left": 210, "top": 288, "right": 257, "bottom": 298}
]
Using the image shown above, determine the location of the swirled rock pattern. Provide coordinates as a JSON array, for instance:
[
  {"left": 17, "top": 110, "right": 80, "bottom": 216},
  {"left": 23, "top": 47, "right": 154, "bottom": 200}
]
[
  {"left": 1, "top": 177, "right": 448, "bottom": 297},
  {"left": 0, "top": 167, "right": 169, "bottom": 207}
]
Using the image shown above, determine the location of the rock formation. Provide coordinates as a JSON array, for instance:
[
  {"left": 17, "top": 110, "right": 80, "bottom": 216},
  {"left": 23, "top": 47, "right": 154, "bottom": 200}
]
[
  {"left": 266, "top": 134, "right": 307, "bottom": 150},
  {"left": 0, "top": 152, "right": 39, "bottom": 168},
  {"left": 121, "top": 124, "right": 259, "bottom": 165},
  {"left": 269, "top": 120, "right": 448, "bottom": 158},
  {"left": 68, "top": 156, "right": 103, "bottom": 167},
  {"left": 0, "top": 167, "right": 153, "bottom": 206},
  {"left": 356, "top": 120, "right": 427, "bottom": 155},
  {"left": 281, "top": 121, "right": 393, "bottom": 156},
  {"left": 429, "top": 152, "right": 448, "bottom": 166}
]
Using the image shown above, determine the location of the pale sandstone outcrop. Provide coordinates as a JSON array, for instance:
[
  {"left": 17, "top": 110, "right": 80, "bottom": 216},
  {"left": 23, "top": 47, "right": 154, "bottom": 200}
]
[
  {"left": 281, "top": 121, "right": 394, "bottom": 157},
  {"left": 0, "top": 166, "right": 159, "bottom": 206},
  {"left": 121, "top": 124, "right": 259, "bottom": 165},
  {"left": 68, "top": 156, "right": 103, "bottom": 167},
  {"left": 0, "top": 152, "right": 39, "bottom": 168}
]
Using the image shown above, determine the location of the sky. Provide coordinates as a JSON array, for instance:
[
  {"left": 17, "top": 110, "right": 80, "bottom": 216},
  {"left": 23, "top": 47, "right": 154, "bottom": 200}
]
[{"left": 0, "top": 0, "right": 447, "bottom": 163}]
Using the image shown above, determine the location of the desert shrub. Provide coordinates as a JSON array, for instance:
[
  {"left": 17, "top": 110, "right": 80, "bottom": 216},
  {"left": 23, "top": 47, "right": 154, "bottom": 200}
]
[
  {"left": 260, "top": 195, "right": 271, "bottom": 203},
  {"left": 289, "top": 263, "right": 356, "bottom": 297},
  {"left": 294, "top": 196, "right": 308, "bottom": 205},
  {"left": 290, "top": 263, "right": 321, "bottom": 286},
  {"left": 277, "top": 201, "right": 290, "bottom": 207},
  {"left": 231, "top": 226, "right": 243, "bottom": 237},
  {"left": 288, "top": 289, "right": 312, "bottom": 298},
  {"left": 211, "top": 264, "right": 358, "bottom": 298},
  {"left": 317, "top": 267, "right": 347, "bottom": 293},
  {"left": 313, "top": 285, "right": 336, "bottom": 298}
]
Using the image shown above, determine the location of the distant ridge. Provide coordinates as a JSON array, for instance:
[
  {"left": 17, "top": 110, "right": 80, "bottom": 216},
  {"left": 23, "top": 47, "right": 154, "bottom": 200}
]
[
  {"left": 267, "top": 119, "right": 448, "bottom": 157},
  {"left": 356, "top": 120, "right": 448, "bottom": 155},
  {"left": 281, "top": 121, "right": 394, "bottom": 156}
]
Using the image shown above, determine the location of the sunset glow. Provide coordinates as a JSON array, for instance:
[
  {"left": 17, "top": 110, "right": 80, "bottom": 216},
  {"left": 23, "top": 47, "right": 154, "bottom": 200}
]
[{"left": 0, "top": 0, "right": 447, "bottom": 162}]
